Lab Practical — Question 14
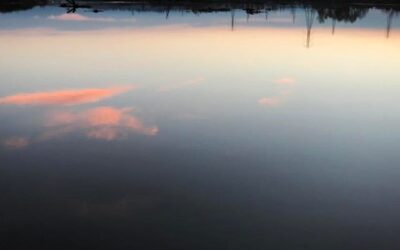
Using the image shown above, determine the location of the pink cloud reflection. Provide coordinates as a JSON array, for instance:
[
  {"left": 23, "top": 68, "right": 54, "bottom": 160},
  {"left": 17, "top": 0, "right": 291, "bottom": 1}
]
[
  {"left": 0, "top": 86, "right": 133, "bottom": 106},
  {"left": 44, "top": 106, "right": 158, "bottom": 141}
]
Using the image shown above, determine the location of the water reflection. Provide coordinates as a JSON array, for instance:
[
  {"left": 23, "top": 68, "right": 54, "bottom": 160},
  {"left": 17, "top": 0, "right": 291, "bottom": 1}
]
[
  {"left": 0, "top": 86, "right": 158, "bottom": 148},
  {"left": 0, "top": 86, "right": 132, "bottom": 106},
  {"left": 60, "top": 0, "right": 90, "bottom": 14},
  {"left": 1, "top": 1, "right": 398, "bottom": 48},
  {"left": 158, "top": 77, "right": 204, "bottom": 92},
  {"left": 2, "top": 105, "right": 158, "bottom": 148},
  {"left": 385, "top": 9, "right": 399, "bottom": 38},
  {"left": 44, "top": 106, "right": 158, "bottom": 140},
  {"left": 1, "top": 1, "right": 400, "bottom": 250},
  {"left": 305, "top": 8, "right": 316, "bottom": 47},
  {"left": 258, "top": 77, "right": 296, "bottom": 107}
]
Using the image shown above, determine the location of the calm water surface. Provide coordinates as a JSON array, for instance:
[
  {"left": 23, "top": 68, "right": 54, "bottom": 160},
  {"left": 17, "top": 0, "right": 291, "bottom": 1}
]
[{"left": 1, "top": 3, "right": 400, "bottom": 249}]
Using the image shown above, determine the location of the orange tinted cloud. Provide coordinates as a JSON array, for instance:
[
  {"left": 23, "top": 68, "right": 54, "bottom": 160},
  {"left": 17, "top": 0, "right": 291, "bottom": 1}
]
[
  {"left": 45, "top": 106, "right": 158, "bottom": 141},
  {"left": 3, "top": 137, "right": 29, "bottom": 149},
  {"left": 85, "top": 107, "right": 129, "bottom": 126},
  {"left": 0, "top": 86, "right": 133, "bottom": 106}
]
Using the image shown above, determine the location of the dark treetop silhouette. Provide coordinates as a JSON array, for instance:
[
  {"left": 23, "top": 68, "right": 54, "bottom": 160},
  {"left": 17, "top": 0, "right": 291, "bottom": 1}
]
[
  {"left": 1, "top": 0, "right": 400, "bottom": 15},
  {"left": 2, "top": 0, "right": 398, "bottom": 46}
]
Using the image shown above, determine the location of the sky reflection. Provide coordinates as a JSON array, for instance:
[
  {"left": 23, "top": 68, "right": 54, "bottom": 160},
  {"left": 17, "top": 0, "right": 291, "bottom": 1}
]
[
  {"left": 45, "top": 106, "right": 158, "bottom": 140},
  {"left": 0, "top": 85, "right": 157, "bottom": 148},
  {"left": 2, "top": 105, "right": 158, "bottom": 149},
  {"left": 1, "top": 3, "right": 400, "bottom": 250},
  {"left": 0, "top": 86, "right": 133, "bottom": 106}
]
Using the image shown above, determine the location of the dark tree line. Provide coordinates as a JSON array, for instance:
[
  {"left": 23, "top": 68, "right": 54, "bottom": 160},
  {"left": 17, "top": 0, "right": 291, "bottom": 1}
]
[
  {"left": 1, "top": 0, "right": 400, "bottom": 15},
  {"left": 316, "top": 6, "right": 369, "bottom": 23},
  {"left": 1, "top": 0, "right": 399, "bottom": 25}
]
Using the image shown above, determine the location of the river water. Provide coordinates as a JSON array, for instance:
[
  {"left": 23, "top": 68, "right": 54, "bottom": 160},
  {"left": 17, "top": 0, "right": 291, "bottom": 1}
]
[{"left": 1, "top": 2, "right": 400, "bottom": 249}]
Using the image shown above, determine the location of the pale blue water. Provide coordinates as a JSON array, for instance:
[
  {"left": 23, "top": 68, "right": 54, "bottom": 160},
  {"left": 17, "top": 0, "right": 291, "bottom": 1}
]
[{"left": 1, "top": 3, "right": 400, "bottom": 249}]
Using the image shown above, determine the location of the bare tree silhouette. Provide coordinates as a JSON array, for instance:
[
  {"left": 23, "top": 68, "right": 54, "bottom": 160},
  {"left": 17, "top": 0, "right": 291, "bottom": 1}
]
[
  {"left": 66, "top": 0, "right": 77, "bottom": 13},
  {"left": 165, "top": 5, "right": 170, "bottom": 19},
  {"left": 60, "top": 0, "right": 90, "bottom": 13},
  {"left": 231, "top": 9, "right": 235, "bottom": 31},
  {"left": 305, "top": 7, "right": 316, "bottom": 48},
  {"left": 386, "top": 9, "right": 395, "bottom": 38},
  {"left": 331, "top": 0, "right": 336, "bottom": 35},
  {"left": 291, "top": 6, "right": 296, "bottom": 24}
]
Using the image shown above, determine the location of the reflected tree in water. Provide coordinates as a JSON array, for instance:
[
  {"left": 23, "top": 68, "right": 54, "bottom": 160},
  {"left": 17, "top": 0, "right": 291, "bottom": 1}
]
[
  {"left": 265, "top": 7, "right": 269, "bottom": 21},
  {"left": 61, "top": 0, "right": 78, "bottom": 13},
  {"left": 164, "top": 4, "right": 171, "bottom": 19},
  {"left": 384, "top": 9, "right": 399, "bottom": 38},
  {"left": 317, "top": 6, "right": 368, "bottom": 23},
  {"left": 305, "top": 7, "right": 316, "bottom": 48},
  {"left": 291, "top": 6, "right": 296, "bottom": 24},
  {"left": 231, "top": 9, "right": 235, "bottom": 30},
  {"left": 2, "top": 0, "right": 399, "bottom": 43},
  {"left": 60, "top": 0, "right": 90, "bottom": 13},
  {"left": 316, "top": 6, "right": 369, "bottom": 37}
]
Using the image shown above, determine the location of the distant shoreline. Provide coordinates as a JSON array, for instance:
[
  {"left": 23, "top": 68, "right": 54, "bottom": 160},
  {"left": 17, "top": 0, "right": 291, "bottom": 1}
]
[{"left": 1, "top": 0, "right": 400, "bottom": 14}]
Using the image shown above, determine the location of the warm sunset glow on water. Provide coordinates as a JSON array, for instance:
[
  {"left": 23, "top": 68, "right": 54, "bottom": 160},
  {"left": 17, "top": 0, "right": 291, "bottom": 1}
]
[
  {"left": 1, "top": 3, "right": 400, "bottom": 249},
  {"left": 0, "top": 86, "right": 133, "bottom": 105},
  {"left": 1, "top": 27, "right": 398, "bottom": 89}
]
